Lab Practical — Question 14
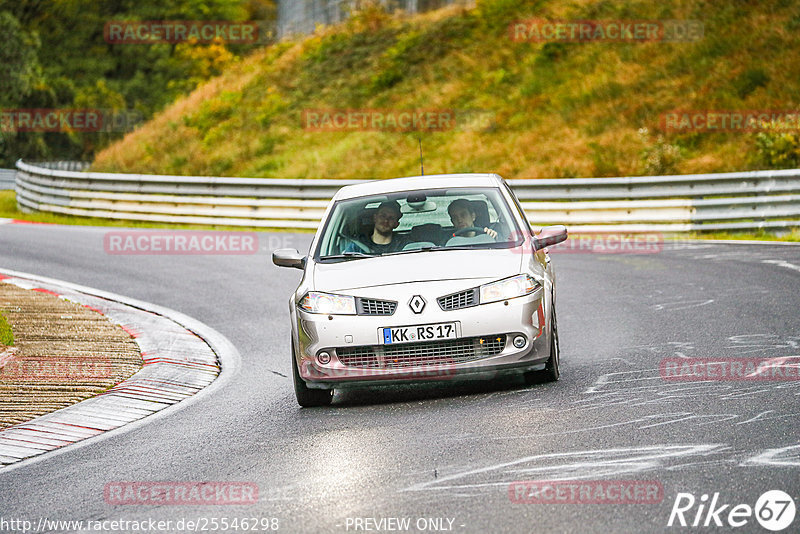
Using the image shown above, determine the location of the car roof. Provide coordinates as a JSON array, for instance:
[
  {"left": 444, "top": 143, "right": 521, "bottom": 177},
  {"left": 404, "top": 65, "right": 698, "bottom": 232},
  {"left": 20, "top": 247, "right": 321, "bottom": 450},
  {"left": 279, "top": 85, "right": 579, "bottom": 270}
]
[{"left": 333, "top": 173, "right": 505, "bottom": 201}]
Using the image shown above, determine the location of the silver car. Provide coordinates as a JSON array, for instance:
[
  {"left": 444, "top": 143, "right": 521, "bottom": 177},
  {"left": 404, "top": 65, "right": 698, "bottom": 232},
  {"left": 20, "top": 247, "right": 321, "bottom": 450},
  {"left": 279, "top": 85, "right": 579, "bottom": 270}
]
[{"left": 273, "top": 174, "right": 567, "bottom": 406}]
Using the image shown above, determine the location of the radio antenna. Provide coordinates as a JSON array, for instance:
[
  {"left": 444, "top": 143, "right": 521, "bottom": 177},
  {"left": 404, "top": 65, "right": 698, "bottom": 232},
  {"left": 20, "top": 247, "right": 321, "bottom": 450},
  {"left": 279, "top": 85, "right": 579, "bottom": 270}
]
[{"left": 418, "top": 136, "right": 424, "bottom": 176}]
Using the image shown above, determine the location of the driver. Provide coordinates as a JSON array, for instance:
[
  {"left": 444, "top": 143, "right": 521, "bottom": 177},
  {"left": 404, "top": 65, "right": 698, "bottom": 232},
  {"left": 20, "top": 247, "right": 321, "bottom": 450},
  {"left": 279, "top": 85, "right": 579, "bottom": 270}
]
[
  {"left": 447, "top": 199, "right": 498, "bottom": 238},
  {"left": 344, "top": 200, "right": 408, "bottom": 254}
]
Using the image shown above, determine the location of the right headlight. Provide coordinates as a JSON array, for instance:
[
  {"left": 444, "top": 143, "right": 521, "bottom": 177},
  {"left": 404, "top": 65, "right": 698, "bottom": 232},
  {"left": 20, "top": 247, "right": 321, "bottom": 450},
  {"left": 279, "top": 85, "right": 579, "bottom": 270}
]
[
  {"left": 480, "top": 274, "right": 539, "bottom": 304},
  {"left": 298, "top": 292, "right": 357, "bottom": 315}
]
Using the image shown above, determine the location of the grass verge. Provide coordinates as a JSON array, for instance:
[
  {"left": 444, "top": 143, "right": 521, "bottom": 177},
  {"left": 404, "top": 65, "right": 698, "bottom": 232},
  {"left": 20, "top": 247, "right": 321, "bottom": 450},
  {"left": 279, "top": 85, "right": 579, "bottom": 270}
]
[
  {"left": 687, "top": 228, "right": 800, "bottom": 242},
  {"left": 0, "top": 312, "right": 13, "bottom": 347}
]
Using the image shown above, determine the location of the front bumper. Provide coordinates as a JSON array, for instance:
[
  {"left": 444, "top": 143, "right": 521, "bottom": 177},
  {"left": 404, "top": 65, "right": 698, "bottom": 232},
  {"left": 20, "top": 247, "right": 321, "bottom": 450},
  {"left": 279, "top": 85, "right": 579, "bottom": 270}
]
[{"left": 293, "top": 287, "right": 549, "bottom": 389}]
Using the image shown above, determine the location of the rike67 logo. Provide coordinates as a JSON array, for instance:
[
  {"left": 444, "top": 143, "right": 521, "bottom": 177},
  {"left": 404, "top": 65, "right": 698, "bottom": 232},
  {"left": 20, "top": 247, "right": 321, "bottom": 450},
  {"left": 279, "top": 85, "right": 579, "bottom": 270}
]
[{"left": 667, "top": 490, "right": 796, "bottom": 531}]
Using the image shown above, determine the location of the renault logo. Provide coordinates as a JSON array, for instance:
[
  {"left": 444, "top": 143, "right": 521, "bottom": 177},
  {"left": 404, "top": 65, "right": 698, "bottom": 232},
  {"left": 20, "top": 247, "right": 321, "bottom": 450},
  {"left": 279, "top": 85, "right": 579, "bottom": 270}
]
[{"left": 408, "top": 295, "right": 426, "bottom": 314}]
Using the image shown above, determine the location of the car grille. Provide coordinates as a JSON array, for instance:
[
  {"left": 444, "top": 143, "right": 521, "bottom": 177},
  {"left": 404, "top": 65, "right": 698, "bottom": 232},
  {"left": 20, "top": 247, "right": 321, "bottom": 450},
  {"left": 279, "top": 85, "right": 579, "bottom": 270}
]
[
  {"left": 336, "top": 335, "right": 506, "bottom": 369},
  {"left": 356, "top": 298, "right": 397, "bottom": 316},
  {"left": 437, "top": 288, "right": 479, "bottom": 310}
]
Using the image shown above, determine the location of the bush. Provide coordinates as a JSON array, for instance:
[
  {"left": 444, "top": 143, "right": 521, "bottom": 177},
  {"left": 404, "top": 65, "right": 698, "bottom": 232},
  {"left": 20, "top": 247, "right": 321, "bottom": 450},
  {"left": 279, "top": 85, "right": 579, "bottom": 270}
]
[
  {"left": 370, "top": 30, "right": 423, "bottom": 91},
  {"left": 732, "top": 68, "right": 769, "bottom": 98},
  {"left": 639, "top": 127, "right": 682, "bottom": 175},
  {"left": 754, "top": 128, "right": 800, "bottom": 169}
]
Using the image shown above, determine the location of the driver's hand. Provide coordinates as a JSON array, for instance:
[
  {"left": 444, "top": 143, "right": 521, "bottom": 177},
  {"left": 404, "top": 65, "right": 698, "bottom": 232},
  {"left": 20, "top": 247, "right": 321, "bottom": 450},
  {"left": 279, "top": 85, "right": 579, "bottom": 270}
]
[{"left": 484, "top": 227, "right": 498, "bottom": 238}]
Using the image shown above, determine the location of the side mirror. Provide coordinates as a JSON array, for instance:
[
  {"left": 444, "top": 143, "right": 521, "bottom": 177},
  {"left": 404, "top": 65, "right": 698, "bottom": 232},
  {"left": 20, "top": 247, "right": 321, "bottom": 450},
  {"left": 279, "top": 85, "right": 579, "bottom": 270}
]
[
  {"left": 533, "top": 225, "right": 568, "bottom": 251},
  {"left": 273, "top": 248, "right": 306, "bottom": 270}
]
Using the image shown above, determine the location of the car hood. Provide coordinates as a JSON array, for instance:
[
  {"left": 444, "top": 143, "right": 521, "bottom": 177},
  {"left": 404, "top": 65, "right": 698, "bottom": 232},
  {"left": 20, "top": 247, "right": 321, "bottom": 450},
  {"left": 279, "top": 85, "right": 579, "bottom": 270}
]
[{"left": 313, "top": 248, "right": 524, "bottom": 291}]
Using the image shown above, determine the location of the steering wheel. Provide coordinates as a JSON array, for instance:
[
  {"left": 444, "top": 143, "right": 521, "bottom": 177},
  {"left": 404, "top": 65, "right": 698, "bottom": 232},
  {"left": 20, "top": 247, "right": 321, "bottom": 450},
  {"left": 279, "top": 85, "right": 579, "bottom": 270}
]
[
  {"left": 339, "top": 234, "right": 371, "bottom": 253},
  {"left": 453, "top": 226, "right": 487, "bottom": 237}
]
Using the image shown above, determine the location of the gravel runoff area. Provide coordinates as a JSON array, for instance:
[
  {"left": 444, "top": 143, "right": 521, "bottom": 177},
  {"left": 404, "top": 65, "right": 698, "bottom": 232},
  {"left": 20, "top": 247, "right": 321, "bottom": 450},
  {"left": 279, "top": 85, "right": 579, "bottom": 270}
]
[{"left": 0, "top": 282, "right": 142, "bottom": 429}]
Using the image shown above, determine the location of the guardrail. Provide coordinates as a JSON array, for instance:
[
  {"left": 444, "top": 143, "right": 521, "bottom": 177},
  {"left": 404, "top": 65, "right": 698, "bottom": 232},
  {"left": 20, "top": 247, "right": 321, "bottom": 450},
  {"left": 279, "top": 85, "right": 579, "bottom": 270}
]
[
  {"left": 0, "top": 169, "right": 16, "bottom": 190},
  {"left": 14, "top": 160, "right": 800, "bottom": 233}
]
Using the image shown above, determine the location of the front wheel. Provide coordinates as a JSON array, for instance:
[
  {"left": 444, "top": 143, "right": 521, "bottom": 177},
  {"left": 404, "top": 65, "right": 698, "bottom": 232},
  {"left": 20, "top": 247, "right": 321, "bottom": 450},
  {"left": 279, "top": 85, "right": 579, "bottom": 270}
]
[
  {"left": 523, "top": 297, "right": 560, "bottom": 385},
  {"left": 292, "top": 340, "right": 333, "bottom": 407}
]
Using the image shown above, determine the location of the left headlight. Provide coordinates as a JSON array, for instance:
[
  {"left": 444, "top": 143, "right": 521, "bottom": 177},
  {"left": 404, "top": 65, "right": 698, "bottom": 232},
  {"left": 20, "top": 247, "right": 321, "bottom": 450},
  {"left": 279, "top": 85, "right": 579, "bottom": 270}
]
[
  {"left": 298, "top": 292, "right": 357, "bottom": 315},
  {"left": 480, "top": 274, "right": 539, "bottom": 304}
]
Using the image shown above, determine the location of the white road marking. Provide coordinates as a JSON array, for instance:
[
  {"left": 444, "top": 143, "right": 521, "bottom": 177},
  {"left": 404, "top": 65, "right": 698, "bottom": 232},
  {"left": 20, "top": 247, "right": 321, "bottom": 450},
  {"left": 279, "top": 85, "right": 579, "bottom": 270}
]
[
  {"left": 402, "top": 444, "right": 728, "bottom": 493},
  {"left": 584, "top": 367, "right": 665, "bottom": 393},
  {"left": 475, "top": 413, "right": 744, "bottom": 440},
  {"left": 651, "top": 299, "right": 714, "bottom": 311},
  {"left": 742, "top": 445, "right": 800, "bottom": 467},
  {"left": 736, "top": 411, "right": 774, "bottom": 425},
  {"left": 637, "top": 413, "right": 736, "bottom": 429},
  {"left": 762, "top": 259, "right": 800, "bottom": 273}
]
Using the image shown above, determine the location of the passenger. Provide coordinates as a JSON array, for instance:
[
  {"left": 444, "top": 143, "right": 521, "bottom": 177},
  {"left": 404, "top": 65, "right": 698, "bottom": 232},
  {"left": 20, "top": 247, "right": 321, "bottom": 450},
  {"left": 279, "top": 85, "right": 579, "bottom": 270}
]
[
  {"left": 344, "top": 200, "right": 408, "bottom": 254},
  {"left": 447, "top": 199, "right": 498, "bottom": 238}
]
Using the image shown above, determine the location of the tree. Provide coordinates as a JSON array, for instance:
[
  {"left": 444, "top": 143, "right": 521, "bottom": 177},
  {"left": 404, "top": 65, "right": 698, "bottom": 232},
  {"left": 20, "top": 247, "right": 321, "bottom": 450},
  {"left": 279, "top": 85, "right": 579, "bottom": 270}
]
[
  {"left": 0, "top": 11, "right": 41, "bottom": 107},
  {"left": 0, "top": 0, "right": 277, "bottom": 166},
  {"left": 0, "top": 10, "right": 43, "bottom": 166}
]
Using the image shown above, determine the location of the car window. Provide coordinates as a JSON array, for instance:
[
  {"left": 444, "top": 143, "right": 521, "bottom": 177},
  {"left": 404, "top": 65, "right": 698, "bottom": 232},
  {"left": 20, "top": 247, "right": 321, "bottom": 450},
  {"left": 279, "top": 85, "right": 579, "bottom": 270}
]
[
  {"left": 315, "top": 187, "right": 523, "bottom": 259},
  {"left": 503, "top": 181, "right": 533, "bottom": 235}
]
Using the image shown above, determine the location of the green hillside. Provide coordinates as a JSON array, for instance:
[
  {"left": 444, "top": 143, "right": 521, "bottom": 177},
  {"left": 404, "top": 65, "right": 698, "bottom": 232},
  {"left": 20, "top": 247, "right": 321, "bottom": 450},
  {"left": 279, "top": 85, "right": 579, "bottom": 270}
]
[{"left": 92, "top": 0, "right": 800, "bottom": 179}]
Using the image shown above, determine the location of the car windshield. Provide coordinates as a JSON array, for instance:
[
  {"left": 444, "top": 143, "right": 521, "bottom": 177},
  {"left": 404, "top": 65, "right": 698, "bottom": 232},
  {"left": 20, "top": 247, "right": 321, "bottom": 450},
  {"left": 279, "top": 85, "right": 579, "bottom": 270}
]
[{"left": 315, "top": 187, "right": 523, "bottom": 260}]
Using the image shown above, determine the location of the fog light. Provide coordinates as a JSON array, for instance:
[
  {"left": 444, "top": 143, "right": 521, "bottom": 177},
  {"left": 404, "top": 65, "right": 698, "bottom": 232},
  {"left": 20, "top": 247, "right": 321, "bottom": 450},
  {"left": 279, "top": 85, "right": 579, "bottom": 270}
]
[
  {"left": 317, "top": 351, "right": 331, "bottom": 364},
  {"left": 513, "top": 335, "right": 526, "bottom": 349}
]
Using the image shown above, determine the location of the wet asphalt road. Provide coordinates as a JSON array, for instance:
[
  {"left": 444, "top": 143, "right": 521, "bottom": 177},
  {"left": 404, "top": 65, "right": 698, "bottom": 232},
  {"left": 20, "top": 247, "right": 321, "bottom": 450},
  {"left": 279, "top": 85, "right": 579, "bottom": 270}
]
[{"left": 0, "top": 223, "right": 799, "bottom": 533}]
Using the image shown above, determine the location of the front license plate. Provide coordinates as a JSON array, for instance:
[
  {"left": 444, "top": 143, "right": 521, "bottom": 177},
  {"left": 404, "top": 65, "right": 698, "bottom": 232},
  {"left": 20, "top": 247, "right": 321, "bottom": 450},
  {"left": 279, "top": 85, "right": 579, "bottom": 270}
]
[{"left": 381, "top": 322, "right": 459, "bottom": 345}]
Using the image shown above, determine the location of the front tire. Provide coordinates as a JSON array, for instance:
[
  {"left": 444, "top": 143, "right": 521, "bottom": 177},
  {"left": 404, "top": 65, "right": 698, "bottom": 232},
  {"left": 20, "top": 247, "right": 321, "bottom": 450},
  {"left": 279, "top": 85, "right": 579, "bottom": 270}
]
[
  {"left": 292, "top": 340, "right": 333, "bottom": 407},
  {"left": 523, "top": 296, "right": 560, "bottom": 385}
]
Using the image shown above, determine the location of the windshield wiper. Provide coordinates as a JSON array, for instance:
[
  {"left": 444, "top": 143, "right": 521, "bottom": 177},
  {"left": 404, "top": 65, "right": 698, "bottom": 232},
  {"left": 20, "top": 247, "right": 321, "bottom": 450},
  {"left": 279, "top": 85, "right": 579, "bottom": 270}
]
[
  {"left": 319, "top": 251, "right": 378, "bottom": 261},
  {"left": 384, "top": 245, "right": 436, "bottom": 256},
  {"left": 384, "top": 245, "right": 485, "bottom": 256},
  {"left": 429, "top": 245, "right": 482, "bottom": 251}
]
